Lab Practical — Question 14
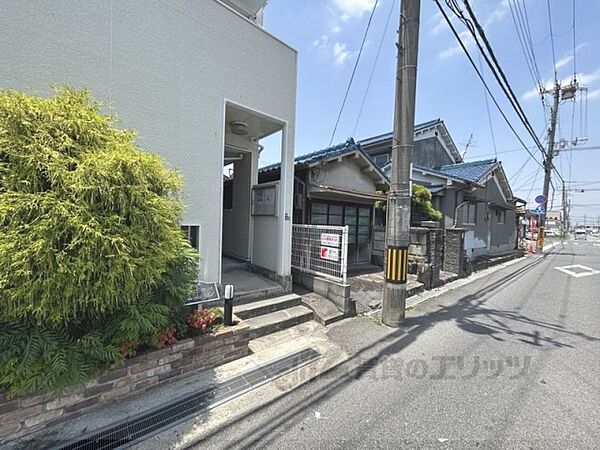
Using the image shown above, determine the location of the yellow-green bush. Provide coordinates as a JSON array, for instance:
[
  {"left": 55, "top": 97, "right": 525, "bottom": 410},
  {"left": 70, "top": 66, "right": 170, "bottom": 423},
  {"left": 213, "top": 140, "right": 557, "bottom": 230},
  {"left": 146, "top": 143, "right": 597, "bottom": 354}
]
[{"left": 0, "top": 88, "right": 198, "bottom": 396}]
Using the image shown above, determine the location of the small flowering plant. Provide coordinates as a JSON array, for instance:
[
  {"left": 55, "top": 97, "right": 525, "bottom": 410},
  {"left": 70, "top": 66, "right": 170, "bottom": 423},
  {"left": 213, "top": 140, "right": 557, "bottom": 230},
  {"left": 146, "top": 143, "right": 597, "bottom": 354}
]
[{"left": 187, "top": 308, "right": 222, "bottom": 334}]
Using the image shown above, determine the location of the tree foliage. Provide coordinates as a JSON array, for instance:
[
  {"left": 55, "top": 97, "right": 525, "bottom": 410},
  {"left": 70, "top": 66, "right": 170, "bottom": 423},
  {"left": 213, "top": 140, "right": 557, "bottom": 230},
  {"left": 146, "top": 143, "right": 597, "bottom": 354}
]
[
  {"left": 0, "top": 88, "right": 199, "bottom": 396},
  {"left": 375, "top": 184, "right": 443, "bottom": 222},
  {"left": 411, "top": 184, "right": 443, "bottom": 222}
]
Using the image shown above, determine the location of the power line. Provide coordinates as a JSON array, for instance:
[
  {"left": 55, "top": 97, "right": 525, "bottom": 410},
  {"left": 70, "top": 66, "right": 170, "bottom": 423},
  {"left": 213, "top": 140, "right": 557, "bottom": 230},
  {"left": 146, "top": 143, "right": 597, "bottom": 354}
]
[
  {"left": 353, "top": 0, "right": 396, "bottom": 137},
  {"left": 546, "top": 0, "right": 558, "bottom": 82},
  {"left": 452, "top": 0, "right": 548, "bottom": 159},
  {"left": 520, "top": 0, "right": 544, "bottom": 86},
  {"left": 434, "top": 0, "right": 544, "bottom": 171},
  {"left": 476, "top": 51, "right": 497, "bottom": 158},
  {"left": 329, "top": 0, "right": 379, "bottom": 147},
  {"left": 508, "top": 0, "right": 542, "bottom": 90}
]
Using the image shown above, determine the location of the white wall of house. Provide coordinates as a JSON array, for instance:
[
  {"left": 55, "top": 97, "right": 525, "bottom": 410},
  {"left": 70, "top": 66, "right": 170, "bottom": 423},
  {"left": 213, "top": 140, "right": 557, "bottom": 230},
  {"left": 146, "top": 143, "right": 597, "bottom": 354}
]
[{"left": 0, "top": 0, "right": 297, "bottom": 283}]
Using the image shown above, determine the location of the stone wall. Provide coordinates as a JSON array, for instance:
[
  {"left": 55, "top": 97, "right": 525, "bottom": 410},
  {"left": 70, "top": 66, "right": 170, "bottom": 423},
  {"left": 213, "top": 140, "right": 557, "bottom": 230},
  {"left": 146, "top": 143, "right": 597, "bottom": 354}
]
[
  {"left": 373, "top": 226, "right": 443, "bottom": 289},
  {"left": 443, "top": 228, "right": 470, "bottom": 277},
  {"left": 0, "top": 322, "right": 250, "bottom": 442},
  {"left": 372, "top": 226, "right": 431, "bottom": 265}
]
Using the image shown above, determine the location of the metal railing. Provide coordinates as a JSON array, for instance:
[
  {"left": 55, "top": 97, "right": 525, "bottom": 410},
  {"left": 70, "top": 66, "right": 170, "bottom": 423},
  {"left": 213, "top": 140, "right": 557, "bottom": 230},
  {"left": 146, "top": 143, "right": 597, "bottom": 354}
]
[{"left": 291, "top": 224, "right": 349, "bottom": 284}]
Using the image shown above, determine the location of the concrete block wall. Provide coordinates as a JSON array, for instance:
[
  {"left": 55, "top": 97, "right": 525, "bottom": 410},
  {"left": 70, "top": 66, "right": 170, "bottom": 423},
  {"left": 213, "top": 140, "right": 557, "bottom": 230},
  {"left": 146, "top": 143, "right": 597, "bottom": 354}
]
[{"left": 0, "top": 323, "right": 251, "bottom": 443}]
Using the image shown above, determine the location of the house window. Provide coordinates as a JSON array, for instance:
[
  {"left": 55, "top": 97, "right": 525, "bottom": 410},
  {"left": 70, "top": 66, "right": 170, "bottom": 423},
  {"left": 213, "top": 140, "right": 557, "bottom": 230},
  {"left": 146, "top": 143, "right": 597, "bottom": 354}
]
[
  {"left": 181, "top": 225, "right": 200, "bottom": 251},
  {"left": 463, "top": 203, "right": 477, "bottom": 226},
  {"left": 496, "top": 210, "right": 506, "bottom": 224},
  {"left": 373, "top": 154, "right": 390, "bottom": 167}
]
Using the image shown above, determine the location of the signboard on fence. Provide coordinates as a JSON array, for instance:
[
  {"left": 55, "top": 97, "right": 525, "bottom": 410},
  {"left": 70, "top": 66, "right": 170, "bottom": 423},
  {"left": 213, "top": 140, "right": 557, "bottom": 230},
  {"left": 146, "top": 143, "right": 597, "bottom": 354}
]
[
  {"left": 185, "top": 281, "right": 220, "bottom": 305},
  {"left": 320, "top": 233, "right": 340, "bottom": 247},
  {"left": 320, "top": 246, "right": 339, "bottom": 261}
]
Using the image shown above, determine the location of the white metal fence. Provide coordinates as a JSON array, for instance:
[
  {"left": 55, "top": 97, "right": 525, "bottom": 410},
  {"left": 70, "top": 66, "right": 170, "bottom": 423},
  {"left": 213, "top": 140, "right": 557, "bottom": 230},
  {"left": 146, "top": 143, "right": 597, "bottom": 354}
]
[{"left": 291, "top": 224, "right": 349, "bottom": 284}]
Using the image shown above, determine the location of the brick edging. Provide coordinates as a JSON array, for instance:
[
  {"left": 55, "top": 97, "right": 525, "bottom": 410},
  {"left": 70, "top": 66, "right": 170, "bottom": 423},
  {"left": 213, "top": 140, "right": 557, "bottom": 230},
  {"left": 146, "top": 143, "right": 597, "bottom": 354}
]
[{"left": 0, "top": 321, "right": 250, "bottom": 442}]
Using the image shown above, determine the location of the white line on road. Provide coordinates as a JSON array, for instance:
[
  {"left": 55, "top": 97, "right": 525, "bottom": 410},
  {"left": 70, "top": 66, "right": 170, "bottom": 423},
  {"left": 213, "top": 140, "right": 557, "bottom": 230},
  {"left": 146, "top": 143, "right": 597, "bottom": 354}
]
[{"left": 554, "top": 264, "right": 600, "bottom": 278}]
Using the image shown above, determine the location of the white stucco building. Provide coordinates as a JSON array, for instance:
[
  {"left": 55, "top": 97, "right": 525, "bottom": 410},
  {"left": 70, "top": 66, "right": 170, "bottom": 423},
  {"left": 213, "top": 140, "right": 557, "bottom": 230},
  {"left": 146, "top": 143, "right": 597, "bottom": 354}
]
[{"left": 1, "top": 0, "right": 297, "bottom": 288}]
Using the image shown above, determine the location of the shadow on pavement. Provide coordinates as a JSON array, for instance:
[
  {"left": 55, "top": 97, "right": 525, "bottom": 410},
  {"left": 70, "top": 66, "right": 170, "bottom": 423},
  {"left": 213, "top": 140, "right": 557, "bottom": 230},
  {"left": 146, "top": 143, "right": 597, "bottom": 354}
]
[{"left": 182, "top": 254, "right": 600, "bottom": 449}]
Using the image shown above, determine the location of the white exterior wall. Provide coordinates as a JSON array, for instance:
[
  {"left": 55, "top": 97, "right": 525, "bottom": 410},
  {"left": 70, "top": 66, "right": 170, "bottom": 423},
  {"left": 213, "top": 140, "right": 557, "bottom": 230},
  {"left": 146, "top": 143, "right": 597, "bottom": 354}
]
[{"left": 0, "top": 0, "right": 297, "bottom": 283}]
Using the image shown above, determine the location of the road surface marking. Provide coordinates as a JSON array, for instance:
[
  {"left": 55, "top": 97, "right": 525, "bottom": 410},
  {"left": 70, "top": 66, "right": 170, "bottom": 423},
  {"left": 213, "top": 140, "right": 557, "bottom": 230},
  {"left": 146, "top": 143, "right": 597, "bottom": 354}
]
[{"left": 554, "top": 264, "right": 600, "bottom": 278}]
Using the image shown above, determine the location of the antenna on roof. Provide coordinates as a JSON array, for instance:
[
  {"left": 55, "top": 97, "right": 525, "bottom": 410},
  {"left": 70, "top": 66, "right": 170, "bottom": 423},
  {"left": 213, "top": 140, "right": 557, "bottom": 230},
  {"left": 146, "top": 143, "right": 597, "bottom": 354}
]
[{"left": 461, "top": 133, "right": 474, "bottom": 159}]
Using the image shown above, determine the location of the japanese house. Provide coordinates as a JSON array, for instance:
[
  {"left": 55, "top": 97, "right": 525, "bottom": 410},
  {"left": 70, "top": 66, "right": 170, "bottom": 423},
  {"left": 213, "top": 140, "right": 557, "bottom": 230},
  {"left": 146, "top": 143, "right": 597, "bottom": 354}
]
[{"left": 259, "top": 138, "right": 389, "bottom": 268}]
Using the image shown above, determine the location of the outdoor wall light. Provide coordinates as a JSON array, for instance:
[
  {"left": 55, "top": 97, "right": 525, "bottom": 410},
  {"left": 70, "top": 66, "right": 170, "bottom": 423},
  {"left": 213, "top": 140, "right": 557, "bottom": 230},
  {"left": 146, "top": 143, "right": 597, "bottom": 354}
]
[{"left": 229, "top": 120, "right": 249, "bottom": 135}]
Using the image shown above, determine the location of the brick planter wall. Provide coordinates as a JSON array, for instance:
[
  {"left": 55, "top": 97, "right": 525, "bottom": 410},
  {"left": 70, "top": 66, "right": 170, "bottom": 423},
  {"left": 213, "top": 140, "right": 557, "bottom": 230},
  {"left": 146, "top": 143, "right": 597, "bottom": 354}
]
[{"left": 0, "top": 322, "right": 250, "bottom": 442}]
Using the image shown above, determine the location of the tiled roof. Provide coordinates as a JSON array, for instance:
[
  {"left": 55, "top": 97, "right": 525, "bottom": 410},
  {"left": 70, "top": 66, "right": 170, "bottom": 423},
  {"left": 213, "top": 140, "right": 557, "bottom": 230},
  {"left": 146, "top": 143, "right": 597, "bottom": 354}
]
[
  {"left": 259, "top": 138, "right": 387, "bottom": 181},
  {"left": 358, "top": 119, "right": 442, "bottom": 147},
  {"left": 437, "top": 159, "right": 498, "bottom": 183},
  {"left": 382, "top": 159, "right": 499, "bottom": 185},
  {"left": 259, "top": 138, "right": 361, "bottom": 173}
]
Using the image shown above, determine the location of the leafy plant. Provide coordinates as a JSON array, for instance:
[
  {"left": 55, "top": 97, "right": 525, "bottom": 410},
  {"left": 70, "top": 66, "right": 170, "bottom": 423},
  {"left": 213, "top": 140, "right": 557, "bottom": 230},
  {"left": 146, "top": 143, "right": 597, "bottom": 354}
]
[
  {"left": 0, "top": 88, "right": 199, "bottom": 396},
  {"left": 104, "top": 300, "right": 171, "bottom": 357},
  {"left": 0, "top": 319, "right": 121, "bottom": 398},
  {"left": 375, "top": 185, "right": 443, "bottom": 222},
  {"left": 187, "top": 308, "right": 222, "bottom": 334},
  {"left": 0, "top": 87, "right": 193, "bottom": 324},
  {"left": 150, "top": 325, "right": 178, "bottom": 349},
  {"left": 412, "top": 184, "right": 443, "bottom": 221}
]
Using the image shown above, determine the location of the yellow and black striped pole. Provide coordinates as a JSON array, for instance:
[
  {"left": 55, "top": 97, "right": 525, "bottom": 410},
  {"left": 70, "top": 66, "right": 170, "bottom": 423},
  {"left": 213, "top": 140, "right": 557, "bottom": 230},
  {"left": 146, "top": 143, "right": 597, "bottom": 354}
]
[{"left": 385, "top": 246, "right": 409, "bottom": 284}]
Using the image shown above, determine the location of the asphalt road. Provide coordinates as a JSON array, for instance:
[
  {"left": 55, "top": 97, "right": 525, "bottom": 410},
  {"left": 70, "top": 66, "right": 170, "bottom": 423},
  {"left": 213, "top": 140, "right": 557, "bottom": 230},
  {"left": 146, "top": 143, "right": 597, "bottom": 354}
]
[{"left": 177, "top": 240, "right": 600, "bottom": 449}]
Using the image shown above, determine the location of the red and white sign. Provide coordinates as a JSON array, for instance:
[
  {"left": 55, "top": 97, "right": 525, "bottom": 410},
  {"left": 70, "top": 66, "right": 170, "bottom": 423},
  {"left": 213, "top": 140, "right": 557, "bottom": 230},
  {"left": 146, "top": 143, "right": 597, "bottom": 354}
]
[
  {"left": 320, "top": 233, "right": 340, "bottom": 247},
  {"left": 320, "top": 246, "right": 339, "bottom": 262}
]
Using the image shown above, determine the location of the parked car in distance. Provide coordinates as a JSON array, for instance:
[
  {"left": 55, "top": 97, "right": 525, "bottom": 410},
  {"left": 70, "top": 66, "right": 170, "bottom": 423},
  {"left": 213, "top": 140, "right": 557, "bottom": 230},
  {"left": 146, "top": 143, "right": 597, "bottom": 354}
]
[
  {"left": 574, "top": 229, "right": 587, "bottom": 240},
  {"left": 545, "top": 229, "right": 559, "bottom": 237}
]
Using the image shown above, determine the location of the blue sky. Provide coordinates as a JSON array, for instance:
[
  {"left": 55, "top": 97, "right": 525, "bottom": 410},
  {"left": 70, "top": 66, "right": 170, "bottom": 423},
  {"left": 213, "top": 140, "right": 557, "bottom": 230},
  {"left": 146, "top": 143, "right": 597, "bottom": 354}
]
[{"left": 260, "top": 0, "right": 600, "bottom": 225}]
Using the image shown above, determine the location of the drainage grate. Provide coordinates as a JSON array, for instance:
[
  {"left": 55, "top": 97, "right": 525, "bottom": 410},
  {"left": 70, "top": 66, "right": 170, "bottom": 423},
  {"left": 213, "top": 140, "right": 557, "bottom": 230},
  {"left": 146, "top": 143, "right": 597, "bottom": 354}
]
[{"left": 54, "top": 347, "right": 321, "bottom": 450}]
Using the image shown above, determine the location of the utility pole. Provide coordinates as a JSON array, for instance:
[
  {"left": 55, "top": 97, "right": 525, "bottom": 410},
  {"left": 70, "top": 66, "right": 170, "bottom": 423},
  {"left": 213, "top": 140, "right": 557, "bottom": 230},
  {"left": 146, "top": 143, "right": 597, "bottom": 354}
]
[
  {"left": 382, "top": 0, "right": 421, "bottom": 327},
  {"left": 562, "top": 182, "right": 568, "bottom": 238},
  {"left": 536, "top": 82, "right": 560, "bottom": 252}
]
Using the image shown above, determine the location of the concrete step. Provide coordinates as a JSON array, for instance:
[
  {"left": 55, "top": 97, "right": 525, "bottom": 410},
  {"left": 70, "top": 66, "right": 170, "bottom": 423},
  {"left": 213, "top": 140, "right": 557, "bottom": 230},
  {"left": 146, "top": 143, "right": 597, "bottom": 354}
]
[
  {"left": 244, "top": 305, "right": 314, "bottom": 340},
  {"left": 234, "top": 294, "right": 302, "bottom": 320},
  {"left": 235, "top": 285, "right": 288, "bottom": 305},
  {"left": 300, "top": 293, "right": 346, "bottom": 326}
]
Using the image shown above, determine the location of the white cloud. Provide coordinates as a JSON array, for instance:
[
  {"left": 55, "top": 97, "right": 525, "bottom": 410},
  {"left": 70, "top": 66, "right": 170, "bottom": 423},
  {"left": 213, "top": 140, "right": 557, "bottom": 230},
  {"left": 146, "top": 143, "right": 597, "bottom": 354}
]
[
  {"left": 313, "top": 34, "right": 329, "bottom": 49},
  {"left": 332, "top": 0, "right": 377, "bottom": 21},
  {"left": 438, "top": 29, "right": 472, "bottom": 60},
  {"left": 332, "top": 24, "right": 342, "bottom": 34},
  {"left": 554, "top": 55, "right": 574, "bottom": 72},
  {"left": 554, "top": 43, "right": 590, "bottom": 73},
  {"left": 313, "top": 34, "right": 354, "bottom": 66},
  {"left": 578, "top": 68, "right": 600, "bottom": 86},
  {"left": 588, "top": 89, "right": 600, "bottom": 101},
  {"left": 332, "top": 41, "right": 352, "bottom": 65}
]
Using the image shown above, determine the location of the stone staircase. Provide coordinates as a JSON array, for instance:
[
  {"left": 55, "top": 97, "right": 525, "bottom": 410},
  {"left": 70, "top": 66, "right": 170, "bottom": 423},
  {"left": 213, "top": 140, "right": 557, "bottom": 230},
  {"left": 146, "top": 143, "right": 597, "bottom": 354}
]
[{"left": 234, "top": 294, "right": 315, "bottom": 340}]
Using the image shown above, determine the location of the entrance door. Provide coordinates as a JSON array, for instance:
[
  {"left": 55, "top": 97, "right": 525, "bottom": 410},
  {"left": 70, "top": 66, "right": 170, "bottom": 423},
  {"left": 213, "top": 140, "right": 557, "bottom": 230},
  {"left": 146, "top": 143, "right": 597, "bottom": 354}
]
[{"left": 310, "top": 201, "right": 373, "bottom": 266}]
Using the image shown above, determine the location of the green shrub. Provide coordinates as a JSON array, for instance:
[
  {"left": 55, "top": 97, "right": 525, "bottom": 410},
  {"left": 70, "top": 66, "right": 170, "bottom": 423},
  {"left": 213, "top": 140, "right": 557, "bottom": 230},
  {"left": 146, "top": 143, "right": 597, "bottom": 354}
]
[
  {"left": 0, "top": 88, "right": 199, "bottom": 397},
  {"left": 375, "top": 185, "right": 443, "bottom": 222},
  {"left": 412, "top": 184, "right": 443, "bottom": 222}
]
